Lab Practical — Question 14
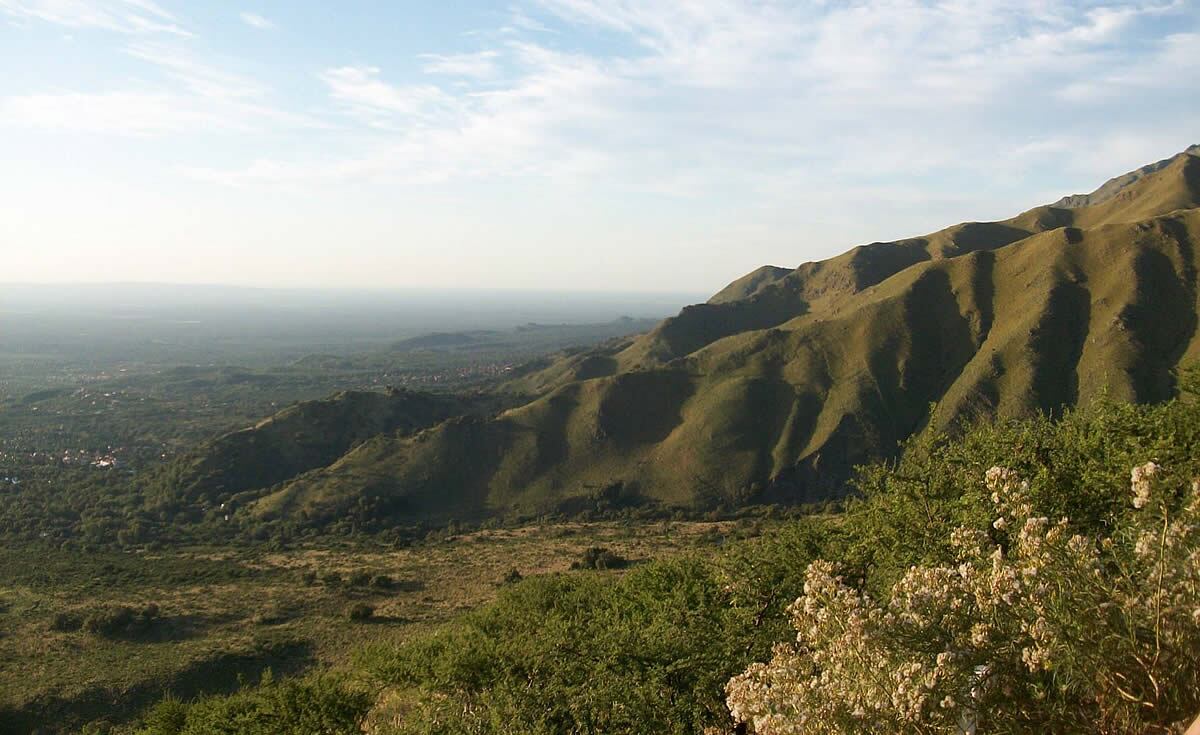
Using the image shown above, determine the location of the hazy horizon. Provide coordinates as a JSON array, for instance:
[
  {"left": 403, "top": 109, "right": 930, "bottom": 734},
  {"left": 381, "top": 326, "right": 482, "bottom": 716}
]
[
  {"left": 0, "top": 281, "right": 699, "bottom": 368},
  {"left": 0, "top": 280, "right": 705, "bottom": 297}
]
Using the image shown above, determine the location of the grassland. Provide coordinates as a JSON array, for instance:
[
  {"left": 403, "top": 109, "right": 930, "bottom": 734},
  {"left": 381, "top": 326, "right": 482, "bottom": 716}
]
[{"left": 0, "top": 519, "right": 758, "bottom": 733}]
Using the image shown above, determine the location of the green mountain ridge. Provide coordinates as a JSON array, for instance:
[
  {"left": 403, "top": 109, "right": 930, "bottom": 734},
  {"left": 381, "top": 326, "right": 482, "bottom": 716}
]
[
  {"left": 148, "top": 388, "right": 489, "bottom": 511},
  {"left": 160, "top": 146, "right": 1200, "bottom": 528},
  {"left": 1051, "top": 144, "right": 1200, "bottom": 208}
]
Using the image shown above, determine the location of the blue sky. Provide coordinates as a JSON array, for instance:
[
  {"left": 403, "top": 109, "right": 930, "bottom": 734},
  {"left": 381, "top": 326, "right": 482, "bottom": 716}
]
[{"left": 1, "top": 1, "right": 1197, "bottom": 294}]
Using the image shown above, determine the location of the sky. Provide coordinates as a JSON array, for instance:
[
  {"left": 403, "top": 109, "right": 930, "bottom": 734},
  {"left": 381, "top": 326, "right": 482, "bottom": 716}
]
[{"left": 1, "top": 1, "right": 1197, "bottom": 295}]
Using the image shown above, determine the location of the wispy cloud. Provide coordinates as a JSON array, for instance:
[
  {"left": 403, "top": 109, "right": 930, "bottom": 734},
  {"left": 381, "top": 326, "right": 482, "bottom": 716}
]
[
  {"left": 188, "top": 0, "right": 1196, "bottom": 196},
  {"left": 1058, "top": 30, "right": 1200, "bottom": 102},
  {"left": 319, "top": 66, "right": 456, "bottom": 129},
  {"left": 419, "top": 51, "right": 499, "bottom": 78},
  {"left": 238, "top": 11, "right": 274, "bottom": 31},
  {"left": 1, "top": 90, "right": 221, "bottom": 134},
  {"left": 125, "top": 42, "right": 266, "bottom": 100},
  {"left": 8, "top": 0, "right": 1196, "bottom": 215},
  {"left": 0, "top": 0, "right": 190, "bottom": 35},
  {"left": 1, "top": 42, "right": 320, "bottom": 135}
]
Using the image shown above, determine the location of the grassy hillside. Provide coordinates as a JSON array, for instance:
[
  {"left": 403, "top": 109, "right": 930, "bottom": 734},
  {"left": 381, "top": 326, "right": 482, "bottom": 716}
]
[
  {"left": 1051, "top": 143, "right": 1200, "bottom": 208},
  {"left": 242, "top": 147, "right": 1200, "bottom": 528},
  {"left": 144, "top": 389, "right": 492, "bottom": 512}
]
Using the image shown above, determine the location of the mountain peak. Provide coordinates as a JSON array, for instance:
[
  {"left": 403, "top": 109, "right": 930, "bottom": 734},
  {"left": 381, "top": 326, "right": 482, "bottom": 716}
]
[{"left": 1051, "top": 144, "right": 1200, "bottom": 209}]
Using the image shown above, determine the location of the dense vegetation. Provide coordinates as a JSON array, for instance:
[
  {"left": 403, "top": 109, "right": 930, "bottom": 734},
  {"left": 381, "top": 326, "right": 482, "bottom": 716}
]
[
  {"left": 130, "top": 674, "right": 372, "bottom": 735},
  {"left": 125, "top": 387, "right": 1200, "bottom": 734}
]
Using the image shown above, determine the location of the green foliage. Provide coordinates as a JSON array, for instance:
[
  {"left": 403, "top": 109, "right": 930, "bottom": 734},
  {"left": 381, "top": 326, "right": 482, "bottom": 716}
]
[
  {"left": 49, "top": 611, "right": 83, "bottom": 632},
  {"left": 139, "top": 695, "right": 187, "bottom": 734},
  {"left": 133, "top": 673, "right": 371, "bottom": 735},
  {"left": 728, "top": 463, "right": 1200, "bottom": 734},
  {"left": 358, "top": 552, "right": 814, "bottom": 734},
  {"left": 569, "top": 546, "right": 628, "bottom": 570},
  {"left": 348, "top": 603, "right": 375, "bottom": 622},
  {"left": 82, "top": 603, "right": 161, "bottom": 638},
  {"left": 844, "top": 394, "right": 1200, "bottom": 595}
]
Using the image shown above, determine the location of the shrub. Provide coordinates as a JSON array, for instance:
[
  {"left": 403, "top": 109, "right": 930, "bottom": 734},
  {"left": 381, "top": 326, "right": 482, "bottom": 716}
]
[
  {"left": 363, "top": 556, "right": 776, "bottom": 733},
  {"left": 347, "top": 603, "right": 374, "bottom": 622},
  {"left": 369, "top": 574, "right": 393, "bottom": 589},
  {"left": 49, "top": 611, "right": 83, "bottom": 632},
  {"left": 82, "top": 603, "right": 160, "bottom": 638},
  {"left": 570, "top": 546, "right": 628, "bottom": 570},
  {"left": 250, "top": 606, "right": 289, "bottom": 626},
  {"left": 500, "top": 568, "right": 522, "bottom": 585},
  {"left": 726, "top": 464, "right": 1200, "bottom": 734},
  {"left": 134, "top": 673, "right": 370, "bottom": 735},
  {"left": 300, "top": 570, "right": 318, "bottom": 586},
  {"left": 322, "top": 571, "right": 342, "bottom": 587},
  {"left": 347, "top": 570, "right": 371, "bottom": 587},
  {"left": 138, "top": 695, "right": 187, "bottom": 733}
]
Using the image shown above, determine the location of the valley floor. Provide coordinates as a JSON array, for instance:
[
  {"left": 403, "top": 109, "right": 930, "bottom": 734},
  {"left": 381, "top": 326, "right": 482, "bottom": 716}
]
[{"left": 0, "top": 519, "right": 753, "bottom": 734}]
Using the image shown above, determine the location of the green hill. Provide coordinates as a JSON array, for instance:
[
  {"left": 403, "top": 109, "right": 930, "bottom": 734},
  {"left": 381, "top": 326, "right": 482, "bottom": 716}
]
[
  {"left": 390, "top": 331, "right": 494, "bottom": 352},
  {"left": 220, "top": 147, "right": 1200, "bottom": 526},
  {"left": 146, "top": 388, "right": 487, "bottom": 510}
]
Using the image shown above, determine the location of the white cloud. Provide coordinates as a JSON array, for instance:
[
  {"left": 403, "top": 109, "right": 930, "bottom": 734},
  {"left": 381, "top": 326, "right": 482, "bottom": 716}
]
[
  {"left": 126, "top": 43, "right": 266, "bottom": 100},
  {"left": 50, "top": 0, "right": 1188, "bottom": 218},
  {"left": 0, "top": 0, "right": 190, "bottom": 35},
  {"left": 419, "top": 51, "right": 499, "bottom": 78},
  {"left": 191, "top": 1, "right": 1189, "bottom": 196},
  {"left": 1, "top": 43, "right": 321, "bottom": 135},
  {"left": 239, "top": 11, "right": 274, "bottom": 30},
  {"left": 1, "top": 90, "right": 223, "bottom": 134},
  {"left": 1058, "top": 30, "right": 1200, "bottom": 102},
  {"left": 318, "top": 66, "right": 457, "bottom": 129}
]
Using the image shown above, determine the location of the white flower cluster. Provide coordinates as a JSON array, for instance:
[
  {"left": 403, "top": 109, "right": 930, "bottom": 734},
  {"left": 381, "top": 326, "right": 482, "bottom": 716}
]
[
  {"left": 1130, "top": 461, "right": 1160, "bottom": 509},
  {"left": 726, "top": 465, "right": 1200, "bottom": 734}
]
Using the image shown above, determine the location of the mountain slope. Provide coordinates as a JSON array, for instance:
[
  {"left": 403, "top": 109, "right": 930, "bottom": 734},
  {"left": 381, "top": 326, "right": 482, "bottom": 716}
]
[
  {"left": 1052, "top": 145, "right": 1200, "bottom": 209},
  {"left": 602, "top": 149, "right": 1200, "bottom": 373},
  {"left": 147, "top": 388, "right": 485, "bottom": 508},
  {"left": 242, "top": 147, "right": 1200, "bottom": 526}
]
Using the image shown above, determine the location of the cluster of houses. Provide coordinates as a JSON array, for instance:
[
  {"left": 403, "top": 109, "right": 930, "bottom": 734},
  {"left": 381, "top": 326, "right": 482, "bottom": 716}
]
[{"left": 55, "top": 447, "right": 123, "bottom": 469}]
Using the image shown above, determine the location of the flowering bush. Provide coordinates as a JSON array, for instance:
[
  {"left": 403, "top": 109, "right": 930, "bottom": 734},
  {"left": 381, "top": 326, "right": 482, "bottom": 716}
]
[{"left": 726, "top": 465, "right": 1200, "bottom": 734}]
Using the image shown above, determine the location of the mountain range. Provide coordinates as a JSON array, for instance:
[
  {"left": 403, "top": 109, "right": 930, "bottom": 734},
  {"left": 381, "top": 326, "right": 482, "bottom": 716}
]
[{"left": 152, "top": 145, "right": 1200, "bottom": 528}]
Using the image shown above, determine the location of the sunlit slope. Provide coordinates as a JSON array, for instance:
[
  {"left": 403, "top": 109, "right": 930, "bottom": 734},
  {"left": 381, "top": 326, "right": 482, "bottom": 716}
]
[
  {"left": 601, "top": 148, "right": 1200, "bottom": 373},
  {"left": 505, "top": 149, "right": 1198, "bottom": 392},
  {"left": 251, "top": 148, "right": 1200, "bottom": 524},
  {"left": 707, "top": 265, "right": 793, "bottom": 304},
  {"left": 1052, "top": 144, "right": 1200, "bottom": 209}
]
